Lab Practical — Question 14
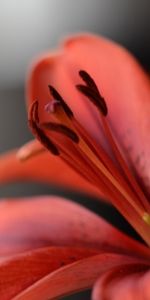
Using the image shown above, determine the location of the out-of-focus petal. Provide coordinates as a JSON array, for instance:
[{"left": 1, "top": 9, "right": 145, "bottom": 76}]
[
  {"left": 0, "top": 147, "right": 101, "bottom": 198},
  {"left": 12, "top": 253, "right": 146, "bottom": 300},
  {"left": 0, "top": 246, "right": 96, "bottom": 300},
  {"left": 0, "top": 196, "right": 150, "bottom": 260},
  {"left": 63, "top": 33, "right": 150, "bottom": 195},
  {"left": 92, "top": 263, "right": 150, "bottom": 300},
  {"left": 27, "top": 33, "right": 150, "bottom": 194},
  {"left": 17, "top": 139, "right": 45, "bottom": 161}
]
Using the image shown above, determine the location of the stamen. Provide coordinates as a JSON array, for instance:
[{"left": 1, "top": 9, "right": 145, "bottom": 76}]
[
  {"left": 76, "top": 71, "right": 150, "bottom": 236},
  {"left": 45, "top": 99, "right": 71, "bottom": 129},
  {"left": 78, "top": 137, "right": 145, "bottom": 218},
  {"left": 77, "top": 70, "right": 150, "bottom": 211},
  {"left": 28, "top": 101, "right": 59, "bottom": 156},
  {"left": 44, "top": 82, "right": 145, "bottom": 218},
  {"left": 32, "top": 71, "right": 150, "bottom": 245},
  {"left": 41, "top": 122, "right": 79, "bottom": 144},
  {"left": 79, "top": 70, "right": 101, "bottom": 95},
  {"left": 77, "top": 70, "right": 108, "bottom": 116},
  {"left": 48, "top": 85, "right": 73, "bottom": 119}
]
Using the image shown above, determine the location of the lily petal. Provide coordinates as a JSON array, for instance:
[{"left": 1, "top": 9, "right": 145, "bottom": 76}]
[
  {"left": 0, "top": 196, "right": 150, "bottom": 259},
  {"left": 92, "top": 263, "right": 150, "bottom": 300},
  {"left": 27, "top": 33, "right": 150, "bottom": 195},
  {"left": 0, "top": 246, "right": 96, "bottom": 300},
  {"left": 63, "top": 33, "right": 150, "bottom": 196},
  {"left": 0, "top": 144, "right": 100, "bottom": 198},
  {"left": 12, "top": 253, "right": 146, "bottom": 300}
]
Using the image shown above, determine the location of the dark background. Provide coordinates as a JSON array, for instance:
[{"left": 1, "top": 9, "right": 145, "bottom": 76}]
[{"left": 0, "top": 1, "right": 149, "bottom": 299}]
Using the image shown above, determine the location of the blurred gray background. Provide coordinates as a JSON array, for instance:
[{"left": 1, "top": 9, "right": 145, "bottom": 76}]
[{"left": 0, "top": 0, "right": 149, "bottom": 299}]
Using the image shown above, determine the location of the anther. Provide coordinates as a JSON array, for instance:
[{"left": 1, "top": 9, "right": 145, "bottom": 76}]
[
  {"left": 77, "top": 70, "right": 108, "bottom": 116},
  {"left": 48, "top": 85, "right": 74, "bottom": 119},
  {"left": 41, "top": 122, "right": 79, "bottom": 143},
  {"left": 28, "top": 101, "right": 60, "bottom": 155},
  {"left": 79, "top": 70, "right": 100, "bottom": 94}
]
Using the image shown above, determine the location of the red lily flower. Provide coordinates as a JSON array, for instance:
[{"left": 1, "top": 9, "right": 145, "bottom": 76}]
[{"left": 0, "top": 33, "right": 150, "bottom": 299}]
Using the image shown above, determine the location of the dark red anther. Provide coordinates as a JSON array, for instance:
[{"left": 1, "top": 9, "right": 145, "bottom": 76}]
[
  {"left": 77, "top": 70, "right": 108, "bottom": 116},
  {"left": 28, "top": 101, "right": 60, "bottom": 155},
  {"left": 41, "top": 122, "right": 79, "bottom": 144},
  {"left": 48, "top": 85, "right": 74, "bottom": 119}
]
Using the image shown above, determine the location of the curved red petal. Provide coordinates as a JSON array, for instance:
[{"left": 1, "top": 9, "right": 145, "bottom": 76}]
[
  {"left": 12, "top": 253, "right": 146, "bottom": 300},
  {"left": 0, "top": 147, "right": 101, "bottom": 198},
  {"left": 92, "top": 263, "right": 150, "bottom": 300},
  {"left": 0, "top": 196, "right": 150, "bottom": 260},
  {"left": 0, "top": 246, "right": 96, "bottom": 300}
]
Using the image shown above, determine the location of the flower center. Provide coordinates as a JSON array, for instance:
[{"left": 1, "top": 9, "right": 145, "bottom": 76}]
[{"left": 28, "top": 70, "right": 150, "bottom": 246}]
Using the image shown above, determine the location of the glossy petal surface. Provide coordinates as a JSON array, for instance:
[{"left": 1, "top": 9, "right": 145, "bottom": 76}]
[
  {"left": 0, "top": 246, "right": 96, "bottom": 300},
  {"left": 0, "top": 196, "right": 150, "bottom": 260},
  {"left": 92, "top": 263, "right": 150, "bottom": 300},
  {"left": 0, "top": 146, "right": 100, "bottom": 198},
  {"left": 12, "top": 253, "right": 147, "bottom": 300}
]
